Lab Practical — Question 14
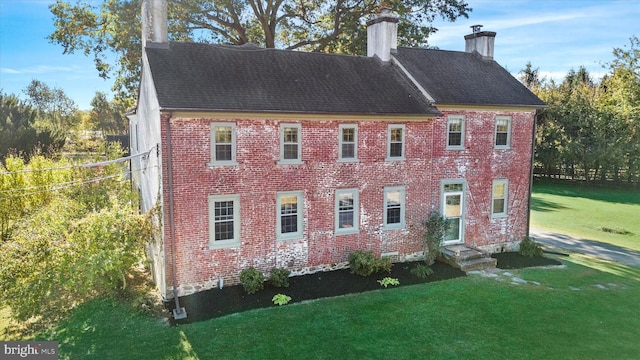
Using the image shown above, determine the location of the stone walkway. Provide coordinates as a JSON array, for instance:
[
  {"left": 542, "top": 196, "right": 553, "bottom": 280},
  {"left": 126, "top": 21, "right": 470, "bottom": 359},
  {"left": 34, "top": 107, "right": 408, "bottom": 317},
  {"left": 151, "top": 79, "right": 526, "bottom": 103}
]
[{"left": 530, "top": 228, "right": 640, "bottom": 267}]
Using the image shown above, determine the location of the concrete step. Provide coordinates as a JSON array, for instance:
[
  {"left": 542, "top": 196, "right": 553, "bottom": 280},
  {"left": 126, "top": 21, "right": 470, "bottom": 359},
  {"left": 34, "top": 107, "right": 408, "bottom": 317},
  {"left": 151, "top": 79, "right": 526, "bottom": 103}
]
[
  {"left": 458, "top": 257, "right": 498, "bottom": 272},
  {"left": 439, "top": 245, "right": 497, "bottom": 272}
]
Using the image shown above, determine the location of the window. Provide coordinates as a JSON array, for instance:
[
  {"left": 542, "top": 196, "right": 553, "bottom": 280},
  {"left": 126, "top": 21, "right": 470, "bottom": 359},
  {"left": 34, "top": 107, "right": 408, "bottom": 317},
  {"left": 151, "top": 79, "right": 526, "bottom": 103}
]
[
  {"left": 446, "top": 116, "right": 465, "bottom": 149},
  {"left": 338, "top": 124, "right": 358, "bottom": 161},
  {"left": 279, "top": 124, "right": 303, "bottom": 164},
  {"left": 210, "top": 123, "right": 237, "bottom": 165},
  {"left": 384, "top": 186, "right": 405, "bottom": 229},
  {"left": 277, "top": 191, "right": 304, "bottom": 240},
  {"left": 491, "top": 179, "right": 508, "bottom": 217},
  {"left": 335, "top": 189, "right": 359, "bottom": 235},
  {"left": 208, "top": 194, "right": 240, "bottom": 248},
  {"left": 495, "top": 116, "right": 511, "bottom": 149},
  {"left": 387, "top": 124, "right": 405, "bottom": 160}
]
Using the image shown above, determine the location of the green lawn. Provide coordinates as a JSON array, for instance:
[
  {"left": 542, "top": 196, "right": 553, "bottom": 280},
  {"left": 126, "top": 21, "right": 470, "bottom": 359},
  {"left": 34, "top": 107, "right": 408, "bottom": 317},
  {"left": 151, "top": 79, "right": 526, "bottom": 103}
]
[
  {"left": 531, "top": 181, "right": 640, "bottom": 251},
  {"left": 1, "top": 255, "right": 635, "bottom": 359}
]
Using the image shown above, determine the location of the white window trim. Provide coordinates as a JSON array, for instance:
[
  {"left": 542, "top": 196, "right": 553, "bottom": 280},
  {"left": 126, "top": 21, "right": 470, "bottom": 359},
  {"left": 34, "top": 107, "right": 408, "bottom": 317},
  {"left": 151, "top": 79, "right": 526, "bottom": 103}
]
[
  {"left": 276, "top": 191, "right": 304, "bottom": 240},
  {"left": 383, "top": 186, "right": 406, "bottom": 229},
  {"left": 335, "top": 188, "right": 359, "bottom": 235},
  {"left": 209, "top": 122, "right": 238, "bottom": 166},
  {"left": 338, "top": 124, "right": 358, "bottom": 162},
  {"left": 494, "top": 116, "right": 512, "bottom": 149},
  {"left": 278, "top": 123, "right": 303, "bottom": 165},
  {"left": 386, "top": 124, "right": 406, "bottom": 161},
  {"left": 491, "top": 179, "right": 509, "bottom": 218},
  {"left": 208, "top": 194, "right": 241, "bottom": 249},
  {"left": 446, "top": 115, "right": 465, "bottom": 150}
]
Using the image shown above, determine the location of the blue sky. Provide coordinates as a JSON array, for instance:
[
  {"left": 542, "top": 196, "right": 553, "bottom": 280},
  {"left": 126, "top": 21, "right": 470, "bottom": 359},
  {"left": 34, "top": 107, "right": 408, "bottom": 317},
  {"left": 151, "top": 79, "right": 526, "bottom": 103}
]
[{"left": 1, "top": 0, "right": 639, "bottom": 110}]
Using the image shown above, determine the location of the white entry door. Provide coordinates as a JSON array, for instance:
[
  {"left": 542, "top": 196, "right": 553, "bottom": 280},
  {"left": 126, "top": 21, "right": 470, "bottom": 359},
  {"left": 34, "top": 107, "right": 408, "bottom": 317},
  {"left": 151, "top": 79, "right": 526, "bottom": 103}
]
[{"left": 443, "top": 191, "right": 464, "bottom": 245}]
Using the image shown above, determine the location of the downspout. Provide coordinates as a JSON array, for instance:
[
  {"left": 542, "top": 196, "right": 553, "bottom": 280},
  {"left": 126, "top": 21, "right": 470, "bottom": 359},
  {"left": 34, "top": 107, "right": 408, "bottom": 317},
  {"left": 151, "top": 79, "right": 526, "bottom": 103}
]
[
  {"left": 166, "top": 112, "right": 187, "bottom": 319},
  {"left": 526, "top": 110, "right": 540, "bottom": 238}
]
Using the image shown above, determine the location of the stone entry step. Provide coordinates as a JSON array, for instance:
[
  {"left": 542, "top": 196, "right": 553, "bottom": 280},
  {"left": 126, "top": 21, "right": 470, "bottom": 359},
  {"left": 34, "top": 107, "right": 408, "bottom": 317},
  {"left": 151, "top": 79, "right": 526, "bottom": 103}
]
[{"left": 439, "top": 245, "right": 497, "bottom": 272}]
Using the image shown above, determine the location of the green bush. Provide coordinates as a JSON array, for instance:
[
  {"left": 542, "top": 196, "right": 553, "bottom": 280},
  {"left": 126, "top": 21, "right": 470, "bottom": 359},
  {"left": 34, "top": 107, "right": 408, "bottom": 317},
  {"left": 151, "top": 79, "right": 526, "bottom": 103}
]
[
  {"left": 519, "top": 236, "right": 544, "bottom": 257},
  {"left": 377, "top": 277, "right": 400, "bottom": 287},
  {"left": 422, "top": 211, "right": 447, "bottom": 265},
  {"left": 272, "top": 293, "right": 292, "bottom": 306},
  {"left": 411, "top": 264, "right": 434, "bottom": 278},
  {"left": 270, "top": 267, "right": 291, "bottom": 288},
  {"left": 376, "top": 256, "right": 393, "bottom": 274},
  {"left": 349, "top": 250, "right": 378, "bottom": 276},
  {"left": 239, "top": 267, "right": 264, "bottom": 294},
  {"left": 348, "top": 250, "right": 393, "bottom": 276}
]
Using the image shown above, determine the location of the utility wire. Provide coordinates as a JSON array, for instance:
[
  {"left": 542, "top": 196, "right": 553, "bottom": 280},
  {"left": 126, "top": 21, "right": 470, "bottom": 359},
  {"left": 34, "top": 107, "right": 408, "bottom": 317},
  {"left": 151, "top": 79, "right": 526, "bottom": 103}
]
[{"left": 0, "top": 147, "right": 155, "bottom": 175}]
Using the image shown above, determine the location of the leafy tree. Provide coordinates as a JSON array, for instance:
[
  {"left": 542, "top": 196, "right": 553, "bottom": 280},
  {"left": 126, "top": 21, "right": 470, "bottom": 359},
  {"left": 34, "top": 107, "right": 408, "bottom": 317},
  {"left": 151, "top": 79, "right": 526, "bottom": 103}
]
[
  {"left": 519, "top": 61, "right": 543, "bottom": 90},
  {"left": 24, "top": 79, "right": 80, "bottom": 130},
  {"left": 89, "top": 91, "right": 129, "bottom": 136},
  {"left": 0, "top": 92, "right": 66, "bottom": 161},
  {"left": 49, "top": 0, "right": 471, "bottom": 102}
]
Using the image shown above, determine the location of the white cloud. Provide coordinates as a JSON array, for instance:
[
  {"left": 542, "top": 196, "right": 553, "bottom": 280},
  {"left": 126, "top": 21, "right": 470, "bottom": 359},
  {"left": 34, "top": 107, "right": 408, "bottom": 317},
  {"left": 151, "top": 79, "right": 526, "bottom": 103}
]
[{"left": 0, "top": 65, "right": 79, "bottom": 75}]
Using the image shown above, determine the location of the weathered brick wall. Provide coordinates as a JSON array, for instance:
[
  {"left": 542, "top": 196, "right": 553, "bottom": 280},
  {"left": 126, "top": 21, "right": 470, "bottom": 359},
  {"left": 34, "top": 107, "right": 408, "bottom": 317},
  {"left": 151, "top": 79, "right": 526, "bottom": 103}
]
[{"left": 160, "top": 109, "right": 535, "bottom": 296}]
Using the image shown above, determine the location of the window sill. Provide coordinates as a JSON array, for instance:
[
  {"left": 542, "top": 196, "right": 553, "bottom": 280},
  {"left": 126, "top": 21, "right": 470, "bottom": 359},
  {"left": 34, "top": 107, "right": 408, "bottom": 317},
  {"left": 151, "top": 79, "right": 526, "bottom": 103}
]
[
  {"left": 335, "top": 228, "right": 359, "bottom": 236},
  {"left": 277, "top": 160, "right": 304, "bottom": 165},
  {"left": 337, "top": 158, "right": 359, "bottom": 163},
  {"left": 208, "top": 161, "right": 238, "bottom": 167},
  {"left": 445, "top": 146, "right": 465, "bottom": 151},
  {"left": 209, "top": 240, "right": 241, "bottom": 250},
  {"left": 276, "top": 234, "right": 304, "bottom": 241},
  {"left": 383, "top": 224, "right": 405, "bottom": 231},
  {"left": 385, "top": 157, "right": 405, "bottom": 162},
  {"left": 493, "top": 146, "right": 511, "bottom": 151},
  {"left": 491, "top": 214, "right": 508, "bottom": 219}
]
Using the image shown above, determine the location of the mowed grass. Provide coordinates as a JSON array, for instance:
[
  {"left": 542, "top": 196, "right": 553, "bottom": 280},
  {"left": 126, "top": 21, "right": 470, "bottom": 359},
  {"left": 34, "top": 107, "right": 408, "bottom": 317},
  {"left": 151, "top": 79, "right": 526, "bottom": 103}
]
[
  {"left": 1, "top": 255, "right": 635, "bottom": 359},
  {"left": 531, "top": 181, "right": 640, "bottom": 251}
]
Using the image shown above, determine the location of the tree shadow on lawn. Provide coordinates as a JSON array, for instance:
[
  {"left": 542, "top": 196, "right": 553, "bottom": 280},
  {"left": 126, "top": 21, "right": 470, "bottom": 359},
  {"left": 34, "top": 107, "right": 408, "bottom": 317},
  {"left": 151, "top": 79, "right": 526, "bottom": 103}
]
[{"left": 167, "top": 254, "right": 561, "bottom": 325}]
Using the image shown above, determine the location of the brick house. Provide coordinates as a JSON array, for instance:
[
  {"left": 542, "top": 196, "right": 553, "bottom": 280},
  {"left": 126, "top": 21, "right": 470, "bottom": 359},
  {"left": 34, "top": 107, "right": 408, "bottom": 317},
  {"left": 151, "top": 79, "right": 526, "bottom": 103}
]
[{"left": 128, "top": 2, "right": 545, "bottom": 315}]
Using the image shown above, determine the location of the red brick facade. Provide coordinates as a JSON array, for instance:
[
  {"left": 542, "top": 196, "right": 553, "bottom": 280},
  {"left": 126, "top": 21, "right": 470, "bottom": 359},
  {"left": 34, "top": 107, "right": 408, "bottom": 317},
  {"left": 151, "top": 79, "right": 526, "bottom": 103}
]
[{"left": 158, "top": 108, "right": 535, "bottom": 295}]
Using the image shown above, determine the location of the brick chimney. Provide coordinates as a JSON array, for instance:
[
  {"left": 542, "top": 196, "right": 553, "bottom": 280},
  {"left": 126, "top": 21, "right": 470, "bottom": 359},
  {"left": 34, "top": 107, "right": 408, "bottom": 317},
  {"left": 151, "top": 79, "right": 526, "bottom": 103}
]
[
  {"left": 367, "top": 8, "right": 398, "bottom": 62},
  {"left": 142, "top": 0, "right": 168, "bottom": 48},
  {"left": 464, "top": 25, "right": 496, "bottom": 59}
]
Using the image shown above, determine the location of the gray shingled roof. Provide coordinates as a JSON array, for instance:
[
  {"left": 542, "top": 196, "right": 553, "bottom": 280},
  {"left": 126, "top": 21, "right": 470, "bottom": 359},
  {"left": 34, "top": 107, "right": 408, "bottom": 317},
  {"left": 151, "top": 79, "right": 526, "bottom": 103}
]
[
  {"left": 145, "top": 42, "right": 440, "bottom": 116},
  {"left": 394, "top": 47, "right": 546, "bottom": 107}
]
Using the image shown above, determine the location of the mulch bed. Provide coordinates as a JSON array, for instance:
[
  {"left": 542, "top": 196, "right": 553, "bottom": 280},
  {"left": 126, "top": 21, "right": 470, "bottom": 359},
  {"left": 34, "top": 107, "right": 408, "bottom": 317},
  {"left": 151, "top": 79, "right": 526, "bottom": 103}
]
[
  {"left": 492, "top": 252, "right": 562, "bottom": 269},
  {"left": 167, "top": 253, "right": 561, "bottom": 325}
]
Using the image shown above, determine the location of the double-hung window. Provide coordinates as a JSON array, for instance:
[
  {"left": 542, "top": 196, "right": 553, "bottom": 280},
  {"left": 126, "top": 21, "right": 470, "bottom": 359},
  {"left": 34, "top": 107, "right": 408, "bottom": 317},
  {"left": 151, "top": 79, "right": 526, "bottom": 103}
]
[
  {"left": 338, "top": 124, "right": 358, "bottom": 161},
  {"left": 279, "top": 124, "right": 303, "bottom": 164},
  {"left": 277, "top": 191, "right": 304, "bottom": 240},
  {"left": 387, "top": 124, "right": 405, "bottom": 160},
  {"left": 335, "top": 189, "right": 359, "bottom": 235},
  {"left": 384, "top": 186, "right": 406, "bottom": 229},
  {"left": 208, "top": 194, "right": 240, "bottom": 249},
  {"left": 491, "top": 179, "right": 508, "bottom": 217},
  {"left": 495, "top": 116, "right": 511, "bottom": 149},
  {"left": 210, "top": 123, "right": 237, "bottom": 165},
  {"left": 446, "top": 116, "right": 465, "bottom": 150}
]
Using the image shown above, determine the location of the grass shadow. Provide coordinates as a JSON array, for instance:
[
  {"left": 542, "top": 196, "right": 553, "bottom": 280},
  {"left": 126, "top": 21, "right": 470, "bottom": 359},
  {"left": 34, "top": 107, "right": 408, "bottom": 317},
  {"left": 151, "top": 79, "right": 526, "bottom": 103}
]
[
  {"left": 530, "top": 197, "right": 568, "bottom": 212},
  {"left": 534, "top": 179, "right": 640, "bottom": 205}
]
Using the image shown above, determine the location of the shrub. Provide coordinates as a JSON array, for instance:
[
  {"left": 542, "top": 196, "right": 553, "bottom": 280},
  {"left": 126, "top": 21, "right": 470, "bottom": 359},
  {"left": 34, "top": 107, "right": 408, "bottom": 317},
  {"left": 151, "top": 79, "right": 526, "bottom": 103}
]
[
  {"left": 239, "top": 267, "right": 264, "bottom": 294},
  {"left": 270, "top": 267, "right": 291, "bottom": 288},
  {"left": 422, "top": 211, "right": 447, "bottom": 265},
  {"left": 272, "top": 293, "right": 292, "bottom": 306},
  {"left": 349, "top": 250, "right": 378, "bottom": 276},
  {"left": 376, "top": 256, "right": 393, "bottom": 274},
  {"left": 348, "top": 250, "right": 393, "bottom": 276},
  {"left": 411, "top": 264, "right": 434, "bottom": 278},
  {"left": 519, "top": 236, "right": 544, "bottom": 257},
  {"left": 377, "top": 277, "right": 400, "bottom": 287}
]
